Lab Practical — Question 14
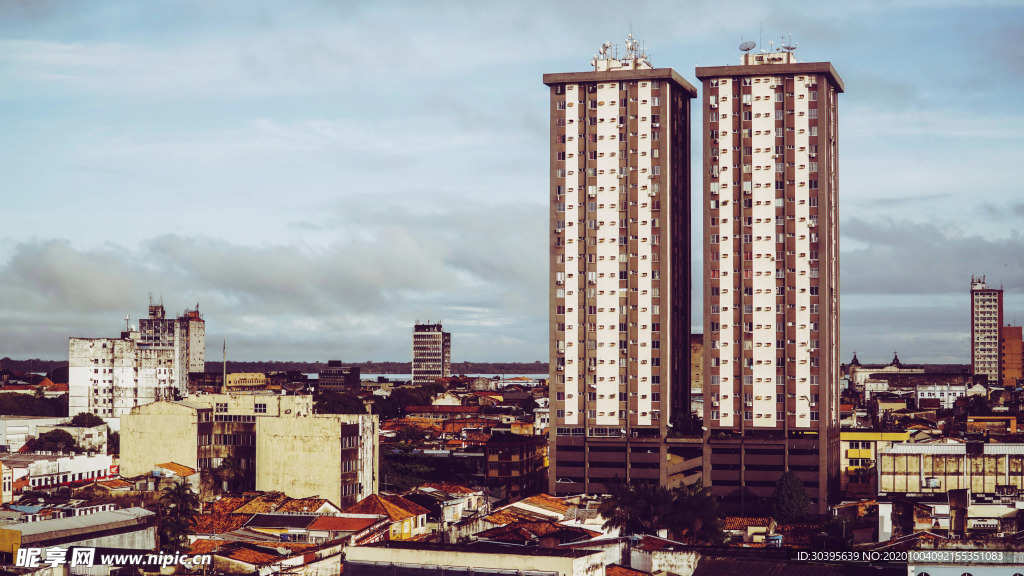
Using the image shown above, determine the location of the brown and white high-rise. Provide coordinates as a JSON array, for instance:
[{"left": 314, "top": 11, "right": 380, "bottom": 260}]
[
  {"left": 696, "top": 45, "right": 843, "bottom": 515},
  {"left": 545, "top": 37, "right": 696, "bottom": 495}
]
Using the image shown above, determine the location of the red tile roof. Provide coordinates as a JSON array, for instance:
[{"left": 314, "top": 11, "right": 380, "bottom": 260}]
[
  {"left": 96, "top": 479, "right": 132, "bottom": 490},
  {"left": 308, "top": 515, "right": 381, "bottom": 532},
  {"left": 636, "top": 535, "right": 688, "bottom": 551},
  {"left": 723, "top": 517, "right": 774, "bottom": 531},
  {"left": 343, "top": 494, "right": 429, "bottom": 522},
  {"left": 277, "top": 498, "right": 330, "bottom": 513},
  {"left": 232, "top": 492, "right": 291, "bottom": 515},
  {"left": 406, "top": 405, "right": 482, "bottom": 414},
  {"left": 188, "top": 539, "right": 227, "bottom": 555},
  {"left": 606, "top": 565, "right": 648, "bottom": 576},
  {"left": 476, "top": 521, "right": 600, "bottom": 544},
  {"left": 518, "top": 494, "right": 570, "bottom": 515},
  {"left": 417, "top": 482, "right": 480, "bottom": 495}
]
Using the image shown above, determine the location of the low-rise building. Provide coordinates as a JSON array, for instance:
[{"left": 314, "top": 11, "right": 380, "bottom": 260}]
[
  {"left": 0, "top": 417, "right": 67, "bottom": 453},
  {"left": 343, "top": 494, "right": 429, "bottom": 541},
  {"left": 318, "top": 361, "right": 361, "bottom": 393},
  {"left": 36, "top": 423, "right": 108, "bottom": 454},
  {"left": 0, "top": 507, "right": 156, "bottom": 559},
  {"left": 121, "top": 394, "right": 377, "bottom": 507},
  {"left": 344, "top": 541, "right": 606, "bottom": 576},
  {"left": 0, "top": 453, "right": 115, "bottom": 495},
  {"left": 486, "top": 432, "right": 546, "bottom": 501},
  {"left": 840, "top": 430, "right": 910, "bottom": 498},
  {"left": 876, "top": 442, "right": 1024, "bottom": 540}
]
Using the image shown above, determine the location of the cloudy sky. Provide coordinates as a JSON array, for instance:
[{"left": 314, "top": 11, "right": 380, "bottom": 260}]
[{"left": 2, "top": 0, "right": 1023, "bottom": 364}]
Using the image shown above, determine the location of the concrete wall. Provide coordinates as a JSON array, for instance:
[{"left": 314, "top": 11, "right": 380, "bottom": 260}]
[
  {"left": 345, "top": 545, "right": 589, "bottom": 576},
  {"left": 188, "top": 393, "right": 313, "bottom": 417},
  {"left": 256, "top": 416, "right": 341, "bottom": 504},
  {"left": 255, "top": 413, "right": 376, "bottom": 505},
  {"left": 120, "top": 403, "right": 198, "bottom": 478},
  {"left": 631, "top": 548, "right": 700, "bottom": 575}
]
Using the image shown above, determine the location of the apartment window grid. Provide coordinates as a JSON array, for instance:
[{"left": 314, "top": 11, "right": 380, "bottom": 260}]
[{"left": 701, "top": 64, "right": 838, "bottom": 432}]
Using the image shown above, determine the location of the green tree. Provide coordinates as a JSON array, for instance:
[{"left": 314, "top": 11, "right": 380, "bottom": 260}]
[
  {"left": 770, "top": 471, "right": 810, "bottom": 523},
  {"left": 314, "top": 391, "right": 367, "bottom": 414},
  {"left": 69, "top": 412, "right": 106, "bottom": 428},
  {"left": 159, "top": 482, "right": 199, "bottom": 553},
  {"left": 107, "top": 431, "right": 120, "bottom": 456},
  {"left": 23, "top": 430, "right": 80, "bottom": 454},
  {"left": 598, "top": 478, "right": 677, "bottom": 536},
  {"left": 0, "top": 392, "right": 67, "bottom": 417}
]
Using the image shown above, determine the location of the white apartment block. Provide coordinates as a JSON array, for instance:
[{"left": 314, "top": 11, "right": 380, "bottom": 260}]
[
  {"left": 971, "top": 275, "right": 1002, "bottom": 385},
  {"left": 545, "top": 36, "right": 696, "bottom": 494},
  {"left": 696, "top": 45, "right": 844, "bottom": 514},
  {"left": 68, "top": 302, "right": 205, "bottom": 421}
]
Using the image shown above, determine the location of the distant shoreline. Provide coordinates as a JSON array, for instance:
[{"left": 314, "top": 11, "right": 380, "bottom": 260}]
[{"left": 1, "top": 358, "right": 549, "bottom": 375}]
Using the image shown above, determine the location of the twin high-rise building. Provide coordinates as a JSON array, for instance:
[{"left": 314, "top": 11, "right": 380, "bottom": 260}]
[
  {"left": 544, "top": 37, "right": 696, "bottom": 495},
  {"left": 547, "top": 37, "right": 842, "bottom": 514},
  {"left": 695, "top": 49, "right": 843, "bottom": 515}
]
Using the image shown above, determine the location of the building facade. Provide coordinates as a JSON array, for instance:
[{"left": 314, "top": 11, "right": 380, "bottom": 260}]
[
  {"left": 696, "top": 46, "right": 843, "bottom": 515},
  {"left": 839, "top": 430, "right": 909, "bottom": 499},
  {"left": 544, "top": 36, "right": 696, "bottom": 495},
  {"left": 971, "top": 276, "right": 1003, "bottom": 386},
  {"left": 412, "top": 324, "right": 451, "bottom": 386},
  {"left": 319, "top": 361, "right": 361, "bottom": 392},
  {"left": 69, "top": 301, "right": 205, "bottom": 420},
  {"left": 1000, "top": 325, "right": 1022, "bottom": 388},
  {"left": 121, "top": 394, "right": 377, "bottom": 507}
]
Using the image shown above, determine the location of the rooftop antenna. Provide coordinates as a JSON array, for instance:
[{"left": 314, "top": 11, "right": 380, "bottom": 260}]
[
  {"left": 782, "top": 33, "right": 797, "bottom": 53},
  {"left": 759, "top": 22, "right": 763, "bottom": 53},
  {"left": 125, "top": 315, "right": 131, "bottom": 332}
]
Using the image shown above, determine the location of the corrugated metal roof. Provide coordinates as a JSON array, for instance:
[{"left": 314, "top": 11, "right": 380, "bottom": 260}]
[
  {"left": 6, "top": 507, "right": 153, "bottom": 541},
  {"left": 885, "top": 443, "right": 1024, "bottom": 455}
]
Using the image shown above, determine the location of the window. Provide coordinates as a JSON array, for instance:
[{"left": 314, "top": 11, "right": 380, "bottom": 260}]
[
  {"left": 809, "top": 108, "right": 818, "bottom": 119},
  {"left": 215, "top": 403, "right": 228, "bottom": 413},
  {"left": 557, "top": 101, "right": 566, "bottom": 110},
  {"left": 255, "top": 403, "right": 267, "bottom": 414}
]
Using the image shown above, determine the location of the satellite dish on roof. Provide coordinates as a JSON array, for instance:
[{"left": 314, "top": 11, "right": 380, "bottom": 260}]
[
  {"left": 739, "top": 41, "right": 756, "bottom": 52},
  {"left": 276, "top": 547, "right": 289, "bottom": 556}
]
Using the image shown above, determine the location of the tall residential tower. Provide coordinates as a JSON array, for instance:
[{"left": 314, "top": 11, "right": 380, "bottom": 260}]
[
  {"left": 696, "top": 44, "right": 843, "bottom": 515},
  {"left": 971, "top": 275, "right": 1003, "bottom": 385},
  {"left": 546, "top": 36, "right": 696, "bottom": 495}
]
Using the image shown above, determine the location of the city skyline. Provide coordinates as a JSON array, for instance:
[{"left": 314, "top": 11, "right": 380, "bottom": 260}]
[{"left": 3, "top": 1, "right": 1024, "bottom": 362}]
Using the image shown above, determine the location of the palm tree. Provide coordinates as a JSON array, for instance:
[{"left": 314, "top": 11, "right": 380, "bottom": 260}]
[
  {"left": 671, "top": 480, "right": 724, "bottom": 544},
  {"left": 599, "top": 478, "right": 676, "bottom": 536},
  {"left": 159, "top": 482, "right": 198, "bottom": 553}
]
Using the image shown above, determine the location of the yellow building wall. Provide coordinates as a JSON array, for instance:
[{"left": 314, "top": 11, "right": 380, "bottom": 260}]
[
  {"left": 256, "top": 415, "right": 342, "bottom": 505},
  {"left": 121, "top": 402, "right": 199, "bottom": 478},
  {"left": 0, "top": 528, "right": 21, "bottom": 555}
]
